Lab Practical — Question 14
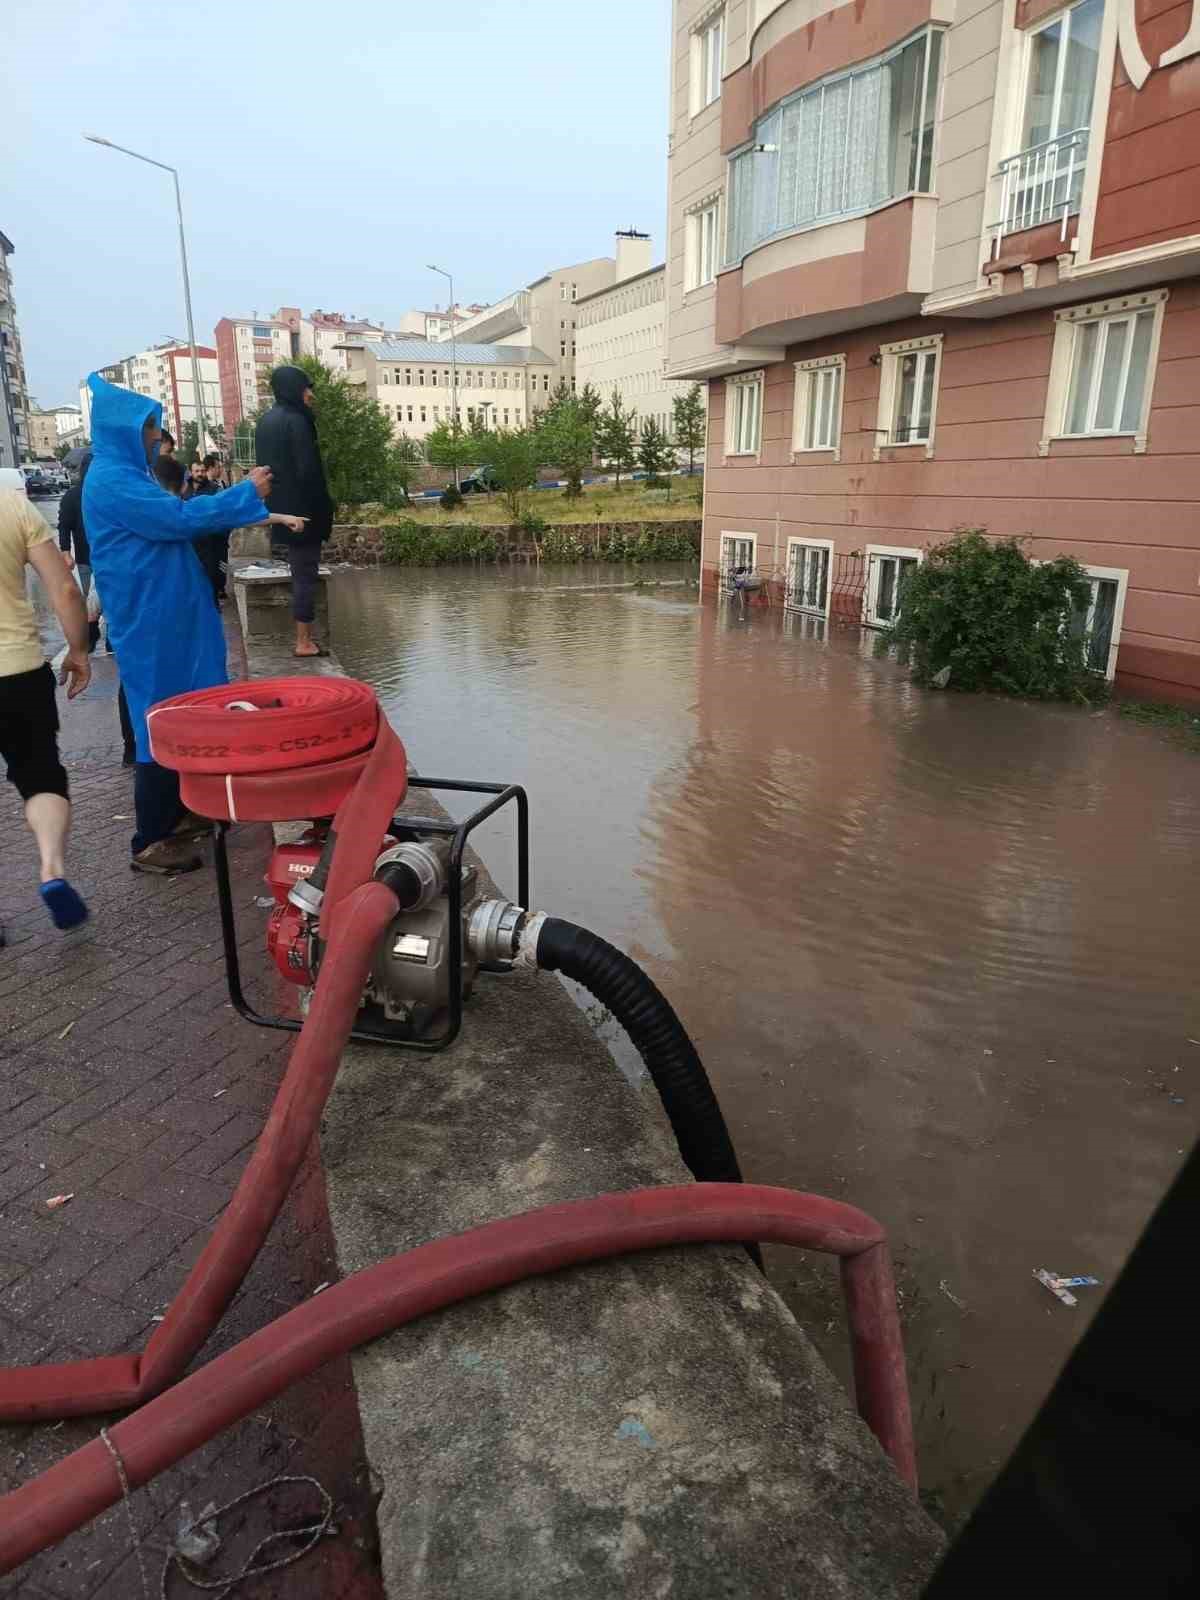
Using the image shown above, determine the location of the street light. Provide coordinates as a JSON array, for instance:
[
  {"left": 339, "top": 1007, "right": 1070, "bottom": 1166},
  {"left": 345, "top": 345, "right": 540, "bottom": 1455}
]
[
  {"left": 427, "top": 263, "right": 460, "bottom": 486},
  {"left": 84, "top": 135, "right": 210, "bottom": 458}
]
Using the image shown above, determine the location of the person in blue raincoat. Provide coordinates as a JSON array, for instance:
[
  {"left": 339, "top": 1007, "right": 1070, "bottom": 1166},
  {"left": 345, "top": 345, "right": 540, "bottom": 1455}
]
[{"left": 83, "top": 374, "right": 290, "bottom": 874}]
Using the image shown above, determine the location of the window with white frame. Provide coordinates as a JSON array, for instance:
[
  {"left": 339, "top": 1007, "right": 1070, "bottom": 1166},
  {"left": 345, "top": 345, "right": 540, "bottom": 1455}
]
[
  {"left": 864, "top": 546, "right": 921, "bottom": 627},
  {"left": 726, "top": 372, "right": 763, "bottom": 456},
  {"left": 720, "top": 532, "right": 756, "bottom": 587},
  {"left": 726, "top": 27, "right": 942, "bottom": 264},
  {"left": 691, "top": 8, "right": 725, "bottom": 117},
  {"left": 793, "top": 356, "right": 845, "bottom": 456},
  {"left": 1041, "top": 290, "right": 1167, "bottom": 454},
  {"left": 994, "top": 0, "right": 1103, "bottom": 244},
  {"left": 786, "top": 539, "right": 833, "bottom": 615},
  {"left": 686, "top": 199, "right": 721, "bottom": 291},
  {"left": 875, "top": 334, "right": 942, "bottom": 455},
  {"left": 1069, "top": 565, "right": 1128, "bottom": 679}
]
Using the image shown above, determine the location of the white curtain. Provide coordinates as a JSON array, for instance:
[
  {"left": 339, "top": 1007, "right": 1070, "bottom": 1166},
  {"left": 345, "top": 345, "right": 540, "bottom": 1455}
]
[
  {"left": 795, "top": 90, "right": 820, "bottom": 224},
  {"left": 818, "top": 78, "right": 850, "bottom": 217},
  {"left": 752, "top": 108, "right": 782, "bottom": 245},
  {"left": 844, "top": 66, "right": 883, "bottom": 211},
  {"left": 779, "top": 99, "right": 803, "bottom": 233}
]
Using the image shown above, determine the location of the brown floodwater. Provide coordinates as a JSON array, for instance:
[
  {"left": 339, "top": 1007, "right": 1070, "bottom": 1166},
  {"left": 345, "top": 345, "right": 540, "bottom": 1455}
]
[{"left": 330, "top": 562, "right": 1199, "bottom": 1525}]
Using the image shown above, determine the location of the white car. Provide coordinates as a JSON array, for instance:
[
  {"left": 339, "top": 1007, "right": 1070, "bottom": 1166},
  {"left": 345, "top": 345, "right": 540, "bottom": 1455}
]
[{"left": 0, "top": 466, "right": 27, "bottom": 495}]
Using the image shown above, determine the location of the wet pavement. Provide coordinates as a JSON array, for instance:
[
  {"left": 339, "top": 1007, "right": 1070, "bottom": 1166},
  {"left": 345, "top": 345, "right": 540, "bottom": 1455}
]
[{"left": 330, "top": 562, "right": 1199, "bottom": 1526}]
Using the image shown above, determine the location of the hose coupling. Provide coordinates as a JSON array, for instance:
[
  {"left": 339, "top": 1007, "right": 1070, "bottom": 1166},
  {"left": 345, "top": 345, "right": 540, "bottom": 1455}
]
[
  {"left": 374, "top": 841, "right": 446, "bottom": 912},
  {"left": 468, "top": 899, "right": 527, "bottom": 963},
  {"left": 287, "top": 878, "right": 325, "bottom": 917}
]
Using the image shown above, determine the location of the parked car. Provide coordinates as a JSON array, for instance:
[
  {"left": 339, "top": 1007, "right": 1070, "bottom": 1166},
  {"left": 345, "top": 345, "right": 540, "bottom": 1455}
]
[
  {"left": 459, "top": 465, "right": 498, "bottom": 495},
  {"left": 0, "top": 467, "right": 27, "bottom": 495},
  {"left": 21, "top": 466, "right": 53, "bottom": 498}
]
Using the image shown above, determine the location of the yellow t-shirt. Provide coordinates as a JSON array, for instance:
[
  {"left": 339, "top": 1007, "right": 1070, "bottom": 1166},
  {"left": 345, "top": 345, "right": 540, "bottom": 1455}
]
[{"left": 0, "top": 490, "right": 53, "bottom": 679}]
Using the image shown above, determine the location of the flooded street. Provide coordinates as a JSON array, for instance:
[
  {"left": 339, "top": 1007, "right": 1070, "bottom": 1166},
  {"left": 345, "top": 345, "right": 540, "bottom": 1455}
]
[{"left": 329, "top": 562, "right": 1198, "bottom": 1525}]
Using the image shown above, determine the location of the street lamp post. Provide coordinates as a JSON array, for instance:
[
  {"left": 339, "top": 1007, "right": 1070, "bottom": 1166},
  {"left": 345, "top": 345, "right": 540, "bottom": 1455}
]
[
  {"left": 84, "top": 136, "right": 210, "bottom": 458},
  {"left": 427, "top": 264, "right": 460, "bottom": 487}
]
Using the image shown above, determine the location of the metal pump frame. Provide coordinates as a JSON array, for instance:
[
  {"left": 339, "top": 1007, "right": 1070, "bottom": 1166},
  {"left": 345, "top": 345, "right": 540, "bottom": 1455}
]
[{"left": 213, "top": 774, "right": 529, "bottom": 1054}]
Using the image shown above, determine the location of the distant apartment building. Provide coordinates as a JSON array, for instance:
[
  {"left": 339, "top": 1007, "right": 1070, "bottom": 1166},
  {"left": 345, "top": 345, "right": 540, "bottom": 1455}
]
[
  {"left": 393, "top": 304, "right": 486, "bottom": 342},
  {"left": 437, "top": 248, "right": 628, "bottom": 407},
  {"left": 0, "top": 230, "right": 31, "bottom": 466},
  {"left": 668, "top": 0, "right": 1200, "bottom": 701},
  {"left": 78, "top": 344, "right": 220, "bottom": 446},
  {"left": 214, "top": 317, "right": 295, "bottom": 429},
  {"left": 576, "top": 233, "right": 697, "bottom": 439},
  {"left": 274, "top": 307, "right": 392, "bottom": 372},
  {"left": 342, "top": 339, "right": 555, "bottom": 446}
]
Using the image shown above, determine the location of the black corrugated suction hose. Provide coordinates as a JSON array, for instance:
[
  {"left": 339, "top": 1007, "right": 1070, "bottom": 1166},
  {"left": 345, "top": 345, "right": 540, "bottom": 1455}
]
[{"left": 534, "top": 918, "right": 746, "bottom": 1188}]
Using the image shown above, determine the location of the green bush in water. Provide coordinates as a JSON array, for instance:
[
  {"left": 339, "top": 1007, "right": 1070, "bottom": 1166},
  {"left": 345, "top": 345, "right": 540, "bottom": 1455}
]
[
  {"left": 876, "top": 529, "right": 1106, "bottom": 702},
  {"left": 380, "top": 520, "right": 500, "bottom": 565}
]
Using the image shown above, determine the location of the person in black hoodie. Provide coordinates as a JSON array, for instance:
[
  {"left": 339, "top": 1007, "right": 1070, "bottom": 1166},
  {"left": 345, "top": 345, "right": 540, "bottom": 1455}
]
[
  {"left": 57, "top": 453, "right": 93, "bottom": 613},
  {"left": 254, "top": 366, "right": 332, "bottom": 657}
]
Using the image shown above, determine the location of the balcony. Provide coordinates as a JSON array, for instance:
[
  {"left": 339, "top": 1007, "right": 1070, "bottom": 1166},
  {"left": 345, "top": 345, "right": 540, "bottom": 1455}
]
[{"left": 990, "top": 129, "right": 1089, "bottom": 257}]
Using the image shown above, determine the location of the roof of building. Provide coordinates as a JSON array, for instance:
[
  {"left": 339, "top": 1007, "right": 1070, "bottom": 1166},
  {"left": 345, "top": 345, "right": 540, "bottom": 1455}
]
[
  {"left": 360, "top": 339, "right": 555, "bottom": 365},
  {"left": 575, "top": 263, "right": 666, "bottom": 307}
]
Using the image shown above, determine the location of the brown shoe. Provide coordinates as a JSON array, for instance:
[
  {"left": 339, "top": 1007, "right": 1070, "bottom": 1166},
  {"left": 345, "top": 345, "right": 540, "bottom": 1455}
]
[
  {"left": 172, "top": 809, "right": 213, "bottom": 841},
  {"left": 130, "top": 838, "right": 204, "bottom": 876}
]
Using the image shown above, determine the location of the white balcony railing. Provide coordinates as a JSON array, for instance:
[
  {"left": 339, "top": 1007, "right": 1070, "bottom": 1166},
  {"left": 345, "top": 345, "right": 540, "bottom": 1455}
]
[{"left": 991, "top": 128, "right": 1089, "bottom": 255}]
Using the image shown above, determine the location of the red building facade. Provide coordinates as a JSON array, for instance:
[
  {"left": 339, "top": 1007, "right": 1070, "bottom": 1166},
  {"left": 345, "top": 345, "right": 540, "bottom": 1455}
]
[{"left": 667, "top": 0, "right": 1200, "bottom": 700}]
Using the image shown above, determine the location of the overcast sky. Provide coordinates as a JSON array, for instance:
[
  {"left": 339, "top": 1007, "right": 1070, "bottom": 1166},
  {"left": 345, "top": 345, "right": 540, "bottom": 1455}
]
[{"left": 3, "top": 0, "right": 670, "bottom": 408}]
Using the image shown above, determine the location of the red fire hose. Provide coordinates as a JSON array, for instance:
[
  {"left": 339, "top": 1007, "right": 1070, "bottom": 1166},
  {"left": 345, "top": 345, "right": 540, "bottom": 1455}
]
[
  {"left": 0, "top": 676, "right": 916, "bottom": 1571},
  {"left": 0, "top": 679, "right": 408, "bottom": 1421},
  {"left": 0, "top": 1183, "right": 913, "bottom": 1573}
]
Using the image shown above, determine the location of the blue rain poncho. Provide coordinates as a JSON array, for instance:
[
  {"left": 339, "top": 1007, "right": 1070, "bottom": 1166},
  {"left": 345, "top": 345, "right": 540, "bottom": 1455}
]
[{"left": 82, "top": 374, "right": 268, "bottom": 762}]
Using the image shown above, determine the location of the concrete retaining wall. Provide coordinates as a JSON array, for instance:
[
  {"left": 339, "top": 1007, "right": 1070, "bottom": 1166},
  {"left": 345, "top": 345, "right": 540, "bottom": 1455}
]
[
  {"left": 242, "top": 623, "right": 944, "bottom": 1599},
  {"left": 326, "top": 520, "right": 702, "bottom": 565}
]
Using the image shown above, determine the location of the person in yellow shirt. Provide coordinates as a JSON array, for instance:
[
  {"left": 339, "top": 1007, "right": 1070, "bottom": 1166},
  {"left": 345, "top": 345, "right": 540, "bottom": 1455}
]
[{"left": 0, "top": 488, "right": 92, "bottom": 934}]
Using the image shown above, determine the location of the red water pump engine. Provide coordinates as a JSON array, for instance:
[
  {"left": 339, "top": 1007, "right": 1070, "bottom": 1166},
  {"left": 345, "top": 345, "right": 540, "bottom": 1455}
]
[{"left": 264, "top": 829, "right": 327, "bottom": 987}]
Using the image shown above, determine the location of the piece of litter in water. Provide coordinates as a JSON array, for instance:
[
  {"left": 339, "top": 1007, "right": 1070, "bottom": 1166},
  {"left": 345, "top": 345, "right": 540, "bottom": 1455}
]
[
  {"left": 312, "top": 1281, "right": 331, "bottom": 1296},
  {"left": 173, "top": 1501, "right": 221, "bottom": 1567},
  {"left": 212, "top": 1089, "right": 227, "bottom": 1099},
  {"left": 1168, "top": 1094, "right": 1185, "bottom": 1105},
  {"left": 57, "top": 1021, "right": 76, "bottom": 1041},
  {"left": 45, "top": 1194, "right": 74, "bottom": 1210},
  {"left": 939, "top": 1279, "right": 967, "bottom": 1310},
  {"left": 1034, "top": 1269, "right": 1100, "bottom": 1307},
  {"left": 112, "top": 814, "right": 131, "bottom": 821}
]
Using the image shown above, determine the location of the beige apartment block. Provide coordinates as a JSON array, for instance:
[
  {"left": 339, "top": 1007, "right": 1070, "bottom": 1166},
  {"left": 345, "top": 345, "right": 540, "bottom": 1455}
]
[
  {"left": 342, "top": 339, "right": 555, "bottom": 446},
  {"left": 28, "top": 410, "right": 60, "bottom": 459},
  {"left": 1, "top": 230, "right": 32, "bottom": 466},
  {"left": 439, "top": 250, "right": 626, "bottom": 404},
  {"left": 667, "top": 0, "right": 1200, "bottom": 701},
  {"left": 577, "top": 259, "right": 687, "bottom": 441}
]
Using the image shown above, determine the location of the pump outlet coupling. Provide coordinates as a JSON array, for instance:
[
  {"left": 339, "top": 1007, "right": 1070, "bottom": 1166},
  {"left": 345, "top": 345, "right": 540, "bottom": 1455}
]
[
  {"left": 374, "top": 840, "right": 447, "bottom": 912},
  {"left": 468, "top": 899, "right": 527, "bottom": 964}
]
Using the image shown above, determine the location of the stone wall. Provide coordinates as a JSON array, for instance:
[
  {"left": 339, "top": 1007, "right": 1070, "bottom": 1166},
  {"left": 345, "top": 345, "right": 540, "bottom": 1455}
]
[{"left": 326, "top": 519, "right": 702, "bottom": 565}]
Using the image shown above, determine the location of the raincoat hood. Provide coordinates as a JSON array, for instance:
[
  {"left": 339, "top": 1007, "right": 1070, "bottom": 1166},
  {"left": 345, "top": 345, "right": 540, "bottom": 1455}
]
[
  {"left": 270, "top": 366, "right": 312, "bottom": 409},
  {"left": 88, "top": 373, "right": 161, "bottom": 473}
]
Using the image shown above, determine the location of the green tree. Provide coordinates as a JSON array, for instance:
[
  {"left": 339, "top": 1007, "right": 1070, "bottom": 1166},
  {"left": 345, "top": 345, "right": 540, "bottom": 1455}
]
[
  {"left": 425, "top": 416, "right": 482, "bottom": 487},
  {"left": 881, "top": 530, "right": 1102, "bottom": 702},
  {"left": 181, "top": 420, "right": 200, "bottom": 462},
  {"left": 267, "top": 354, "right": 397, "bottom": 509},
  {"left": 596, "top": 390, "right": 638, "bottom": 489},
  {"left": 537, "top": 395, "right": 596, "bottom": 499},
  {"left": 672, "top": 384, "right": 706, "bottom": 477},
  {"left": 636, "top": 416, "right": 675, "bottom": 491},
  {"left": 578, "top": 382, "right": 603, "bottom": 429},
  {"left": 53, "top": 443, "right": 70, "bottom": 462},
  {"left": 207, "top": 420, "right": 227, "bottom": 455},
  {"left": 484, "top": 426, "right": 543, "bottom": 524},
  {"left": 383, "top": 435, "right": 423, "bottom": 508}
]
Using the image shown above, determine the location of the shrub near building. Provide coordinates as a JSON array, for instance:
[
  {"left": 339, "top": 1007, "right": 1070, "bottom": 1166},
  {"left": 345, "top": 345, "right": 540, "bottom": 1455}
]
[{"left": 879, "top": 531, "right": 1105, "bottom": 703}]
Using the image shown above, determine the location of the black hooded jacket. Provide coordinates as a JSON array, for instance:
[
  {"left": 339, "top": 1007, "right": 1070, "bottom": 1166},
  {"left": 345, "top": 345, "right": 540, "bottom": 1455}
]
[
  {"left": 57, "top": 452, "right": 92, "bottom": 566},
  {"left": 254, "top": 367, "right": 334, "bottom": 541}
]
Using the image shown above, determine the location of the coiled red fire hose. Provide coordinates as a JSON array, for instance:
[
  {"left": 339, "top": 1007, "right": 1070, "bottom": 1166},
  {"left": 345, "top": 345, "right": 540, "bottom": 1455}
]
[
  {"left": 0, "top": 679, "right": 408, "bottom": 1421},
  {"left": 0, "top": 1184, "right": 914, "bottom": 1573}
]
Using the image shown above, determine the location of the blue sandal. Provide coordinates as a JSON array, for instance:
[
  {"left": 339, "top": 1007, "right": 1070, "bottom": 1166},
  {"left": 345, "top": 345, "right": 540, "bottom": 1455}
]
[{"left": 39, "top": 879, "right": 90, "bottom": 931}]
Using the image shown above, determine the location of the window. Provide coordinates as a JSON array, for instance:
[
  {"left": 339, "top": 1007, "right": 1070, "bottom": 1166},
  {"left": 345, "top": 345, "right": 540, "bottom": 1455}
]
[
  {"left": 570, "top": 284, "right": 577, "bottom": 301},
  {"left": 864, "top": 546, "right": 921, "bottom": 627},
  {"left": 571, "top": 342, "right": 576, "bottom": 357},
  {"left": 875, "top": 334, "right": 943, "bottom": 456},
  {"left": 560, "top": 284, "right": 568, "bottom": 301},
  {"left": 503, "top": 408, "right": 510, "bottom": 426},
  {"left": 381, "top": 369, "right": 390, "bottom": 385},
  {"left": 407, "top": 406, "right": 413, "bottom": 422},
  {"left": 726, "top": 372, "right": 763, "bottom": 456},
  {"left": 1041, "top": 290, "right": 1166, "bottom": 454},
  {"left": 786, "top": 539, "right": 833, "bottom": 616},
  {"left": 561, "top": 342, "right": 567, "bottom": 357},
  {"left": 1068, "top": 565, "right": 1128, "bottom": 679},
  {"left": 720, "top": 533, "right": 756, "bottom": 589},
  {"left": 686, "top": 200, "right": 721, "bottom": 290},
  {"left": 793, "top": 356, "right": 845, "bottom": 456},
  {"left": 691, "top": 9, "right": 725, "bottom": 116},
  {"left": 433, "top": 406, "right": 440, "bottom": 421},
  {"left": 420, "top": 407, "right": 427, "bottom": 423},
  {"left": 252, "top": 325, "right": 272, "bottom": 338},
  {"left": 405, "top": 369, "right": 412, "bottom": 384},
  {"left": 418, "top": 369, "right": 425, "bottom": 386},
  {"left": 726, "top": 27, "right": 942, "bottom": 263},
  {"left": 995, "top": 0, "right": 1102, "bottom": 242},
  {"left": 542, "top": 375, "right": 550, "bottom": 392}
]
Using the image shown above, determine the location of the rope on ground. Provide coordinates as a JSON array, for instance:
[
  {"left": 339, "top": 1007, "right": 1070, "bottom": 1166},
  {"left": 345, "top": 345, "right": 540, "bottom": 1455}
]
[
  {"left": 160, "top": 1474, "right": 336, "bottom": 1598},
  {"left": 100, "top": 1426, "right": 151, "bottom": 1600}
]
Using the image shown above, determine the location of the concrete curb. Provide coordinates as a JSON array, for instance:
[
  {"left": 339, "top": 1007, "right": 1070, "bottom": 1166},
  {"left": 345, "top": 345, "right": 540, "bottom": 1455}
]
[{"left": 240, "top": 597, "right": 944, "bottom": 1599}]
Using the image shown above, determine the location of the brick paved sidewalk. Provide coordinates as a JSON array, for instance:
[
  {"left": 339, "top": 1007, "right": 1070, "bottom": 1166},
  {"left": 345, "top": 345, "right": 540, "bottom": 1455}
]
[{"left": 0, "top": 648, "right": 385, "bottom": 1598}]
